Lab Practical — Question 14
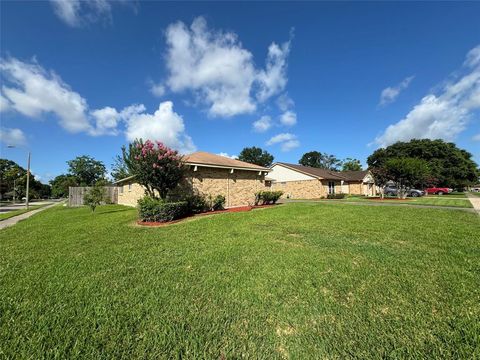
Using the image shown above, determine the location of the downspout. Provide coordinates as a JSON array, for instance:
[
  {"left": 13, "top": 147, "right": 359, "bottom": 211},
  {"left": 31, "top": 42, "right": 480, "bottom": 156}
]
[{"left": 227, "top": 170, "right": 230, "bottom": 207}]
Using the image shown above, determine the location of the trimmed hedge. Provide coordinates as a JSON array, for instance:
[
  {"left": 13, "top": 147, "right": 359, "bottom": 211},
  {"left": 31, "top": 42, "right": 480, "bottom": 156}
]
[
  {"left": 255, "top": 190, "right": 284, "bottom": 205},
  {"left": 326, "top": 193, "right": 346, "bottom": 199},
  {"left": 138, "top": 196, "right": 189, "bottom": 222}
]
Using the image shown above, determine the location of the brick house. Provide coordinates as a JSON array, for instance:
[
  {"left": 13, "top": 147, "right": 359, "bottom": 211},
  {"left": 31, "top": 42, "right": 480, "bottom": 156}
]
[
  {"left": 267, "top": 162, "right": 377, "bottom": 198},
  {"left": 115, "top": 151, "right": 270, "bottom": 207}
]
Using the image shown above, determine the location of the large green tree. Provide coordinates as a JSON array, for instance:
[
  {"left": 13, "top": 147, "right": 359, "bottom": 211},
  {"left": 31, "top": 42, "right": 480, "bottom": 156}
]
[
  {"left": 342, "top": 158, "right": 363, "bottom": 171},
  {"left": 238, "top": 147, "right": 274, "bottom": 167},
  {"left": 299, "top": 151, "right": 342, "bottom": 170},
  {"left": 384, "top": 158, "right": 430, "bottom": 198},
  {"left": 0, "top": 158, "right": 50, "bottom": 200},
  {"left": 50, "top": 174, "right": 79, "bottom": 198},
  {"left": 367, "top": 139, "right": 479, "bottom": 189},
  {"left": 67, "top": 155, "right": 106, "bottom": 186}
]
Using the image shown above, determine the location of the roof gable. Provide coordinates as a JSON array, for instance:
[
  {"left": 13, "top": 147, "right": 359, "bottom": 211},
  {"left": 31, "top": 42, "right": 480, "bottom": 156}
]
[
  {"left": 184, "top": 151, "right": 270, "bottom": 171},
  {"left": 274, "top": 163, "right": 370, "bottom": 181}
]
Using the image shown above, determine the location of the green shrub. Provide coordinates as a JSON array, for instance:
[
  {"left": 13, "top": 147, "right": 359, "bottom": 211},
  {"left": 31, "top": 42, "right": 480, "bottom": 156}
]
[
  {"left": 137, "top": 196, "right": 188, "bottom": 222},
  {"left": 181, "top": 193, "right": 209, "bottom": 214},
  {"left": 83, "top": 185, "right": 106, "bottom": 212},
  {"left": 208, "top": 194, "right": 226, "bottom": 211},
  {"left": 326, "top": 193, "right": 346, "bottom": 199},
  {"left": 255, "top": 190, "right": 283, "bottom": 205}
]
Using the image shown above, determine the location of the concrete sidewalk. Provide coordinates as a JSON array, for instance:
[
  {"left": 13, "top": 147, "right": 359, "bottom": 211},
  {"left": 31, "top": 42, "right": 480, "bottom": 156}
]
[
  {"left": 466, "top": 193, "right": 480, "bottom": 215},
  {"left": 0, "top": 202, "right": 61, "bottom": 230}
]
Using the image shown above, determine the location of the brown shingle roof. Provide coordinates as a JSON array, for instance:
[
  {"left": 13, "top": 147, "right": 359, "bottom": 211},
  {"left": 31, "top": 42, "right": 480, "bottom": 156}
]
[
  {"left": 276, "top": 163, "right": 369, "bottom": 181},
  {"left": 184, "top": 151, "right": 270, "bottom": 171}
]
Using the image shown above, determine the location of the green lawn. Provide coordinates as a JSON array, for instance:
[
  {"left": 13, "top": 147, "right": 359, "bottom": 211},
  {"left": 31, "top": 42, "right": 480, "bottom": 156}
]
[
  {"left": 0, "top": 205, "right": 42, "bottom": 221},
  {"left": 344, "top": 196, "right": 473, "bottom": 208},
  {"left": 1, "top": 204, "right": 479, "bottom": 358}
]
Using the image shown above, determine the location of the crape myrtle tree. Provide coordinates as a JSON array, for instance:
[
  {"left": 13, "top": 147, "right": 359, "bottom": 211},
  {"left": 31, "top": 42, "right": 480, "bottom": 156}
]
[
  {"left": 123, "top": 139, "right": 185, "bottom": 200},
  {"left": 238, "top": 147, "right": 274, "bottom": 167},
  {"left": 367, "top": 139, "right": 479, "bottom": 190}
]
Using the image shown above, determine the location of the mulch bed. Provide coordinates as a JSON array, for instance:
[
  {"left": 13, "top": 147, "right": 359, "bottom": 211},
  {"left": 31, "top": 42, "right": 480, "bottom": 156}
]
[
  {"left": 367, "top": 197, "right": 412, "bottom": 201},
  {"left": 136, "top": 204, "right": 280, "bottom": 227}
]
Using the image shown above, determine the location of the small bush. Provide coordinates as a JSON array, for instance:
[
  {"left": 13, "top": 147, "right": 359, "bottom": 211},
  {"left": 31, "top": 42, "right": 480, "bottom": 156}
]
[
  {"left": 326, "top": 193, "right": 346, "bottom": 199},
  {"left": 138, "top": 196, "right": 188, "bottom": 222},
  {"left": 181, "top": 193, "right": 209, "bottom": 214},
  {"left": 208, "top": 194, "right": 226, "bottom": 211},
  {"left": 255, "top": 190, "right": 284, "bottom": 205},
  {"left": 83, "top": 185, "right": 106, "bottom": 212}
]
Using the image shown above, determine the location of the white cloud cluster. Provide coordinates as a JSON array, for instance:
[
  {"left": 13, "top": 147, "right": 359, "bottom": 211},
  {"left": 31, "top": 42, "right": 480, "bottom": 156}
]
[
  {"left": 279, "top": 110, "right": 297, "bottom": 126},
  {"left": 50, "top": 0, "right": 113, "bottom": 27},
  {"left": 266, "top": 132, "right": 299, "bottom": 152},
  {"left": 253, "top": 115, "right": 273, "bottom": 133},
  {"left": 163, "top": 17, "right": 291, "bottom": 118},
  {"left": 0, "top": 127, "right": 27, "bottom": 147},
  {"left": 375, "top": 45, "right": 480, "bottom": 147},
  {"left": 123, "top": 101, "right": 196, "bottom": 153},
  {"left": 379, "top": 75, "right": 414, "bottom": 106},
  {"left": 0, "top": 57, "right": 196, "bottom": 153},
  {"left": 218, "top": 152, "right": 238, "bottom": 159}
]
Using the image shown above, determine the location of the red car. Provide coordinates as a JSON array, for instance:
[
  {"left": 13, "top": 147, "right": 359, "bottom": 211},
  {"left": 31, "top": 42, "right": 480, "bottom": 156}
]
[{"left": 425, "top": 187, "right": 450, "bottom": 195}]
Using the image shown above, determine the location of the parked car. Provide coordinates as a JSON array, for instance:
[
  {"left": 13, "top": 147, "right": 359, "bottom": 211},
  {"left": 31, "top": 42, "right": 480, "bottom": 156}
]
[
  {"left": 384, "top": 186, "right": 425, "bottom": 197},
  {"left": 425, "top": 187, "right": 450, "bottom": 195}
]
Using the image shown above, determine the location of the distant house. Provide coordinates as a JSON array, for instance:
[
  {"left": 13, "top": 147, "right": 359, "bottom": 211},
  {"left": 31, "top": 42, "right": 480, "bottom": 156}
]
[
  {"left": 267, "top": 162, "right": 377, "bottom": 198},
  {"left": 115, "top": 151, "right": 270, "bottom": 207}
]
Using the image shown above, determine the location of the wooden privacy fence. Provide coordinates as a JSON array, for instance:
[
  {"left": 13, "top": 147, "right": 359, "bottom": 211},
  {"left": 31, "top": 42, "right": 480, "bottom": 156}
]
[{"left": 68, "top": 186, "right": 118, "bottom": 207}]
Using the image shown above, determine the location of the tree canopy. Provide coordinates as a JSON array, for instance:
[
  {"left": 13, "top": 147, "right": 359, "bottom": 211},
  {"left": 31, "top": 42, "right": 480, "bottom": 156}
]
[
  {"left": 50, "top": 174, "right": 78, "bottom": 198},
  {"left": 342, "top": 158, "right": 363, "bottom": 171},
  {"left": 111, "top": 152, "right": 130, "bottom": 182},
  {"left": 67, "top": 155, "right": 106, "bottom": 186},
  {"left": 367, "top": 139, "right": 479, "bottom": 188},
  {"left": 0, "top": 158, "right": 50, "bottom": 200},
  {"left": 238, "top": 147, "right": 274, "bottom": 167},
  {"left": 299, "top": 151, "right": 342, "bottom": 170}
]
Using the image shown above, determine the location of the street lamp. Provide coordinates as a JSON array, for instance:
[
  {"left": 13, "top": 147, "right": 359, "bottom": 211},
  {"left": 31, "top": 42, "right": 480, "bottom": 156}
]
[{"left": 7, "top": 145, "right": 31, "bottom": 210}]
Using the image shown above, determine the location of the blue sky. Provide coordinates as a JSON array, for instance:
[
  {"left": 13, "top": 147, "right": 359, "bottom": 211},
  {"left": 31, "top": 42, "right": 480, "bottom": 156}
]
[{"left": 1, "top": 1, "right": 479, "bottom": 182}]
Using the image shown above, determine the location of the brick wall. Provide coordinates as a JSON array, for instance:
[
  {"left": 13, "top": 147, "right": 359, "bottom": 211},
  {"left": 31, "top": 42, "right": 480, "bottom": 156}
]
[
  {"left": 117, "top": 167, "right": 267, "bottom": 207},
  {"left": 271, "top": 179, "right": 326, "bottom": 199}
]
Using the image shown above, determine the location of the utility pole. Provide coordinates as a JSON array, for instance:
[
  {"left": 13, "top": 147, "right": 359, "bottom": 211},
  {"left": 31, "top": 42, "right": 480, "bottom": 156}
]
[{"left": 26, "top": 152, "right": 31, "bottom": 210}]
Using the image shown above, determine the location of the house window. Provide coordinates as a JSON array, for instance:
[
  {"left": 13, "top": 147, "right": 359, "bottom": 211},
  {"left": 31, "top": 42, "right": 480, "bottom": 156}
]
[
  {"left": 119, "top": 186, "right": 123, "bottom": 194},
  {"left": 128, "top": 183, "right": 132, "bottom": 191},
  {"left": 328, "top": 181, "right": 335, "bottom": 194},
  {"left": 264, "top": 180, "right": 272, "bottom": 187}
]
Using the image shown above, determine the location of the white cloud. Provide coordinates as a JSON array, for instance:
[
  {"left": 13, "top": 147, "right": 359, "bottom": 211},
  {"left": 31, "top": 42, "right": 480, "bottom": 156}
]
[
  {"left": 90, "top": 106, "right": 120, "bottom": 136},
  {"left": 0, "top": 127, "right": 27, "bottom": 147},
  {"left": 218, "top": 152, "right": 238, "bottom": 159},
  {"left": 150, "top": 83, "right": 166, "bottom": 97},
  {"left": 252, "top": 115, "right": 272, "bottom": 133},
  {"left": 163, "top": 17, "right": 291, "bottom": 118},
  {"left": 0, "top": 57, "right": 196, "bottom": 152},
  {"left": 1, "top": 57, "right": 92, "bottom": 133},
  {"left": 124, "top": 101, "right": 196, "bottom": 154},
  {"left": 374, "top": 45, "right": 480, "bottom": 147},
  {"left": 0, "top": 93, "right": 11, "bottom": 112},
  {"left": 472, "top": 133, "right": 480, "bottom": 141},
  {"left": 266, "top": 132, "right": 299, "bottom": 152},
  {"left": 50, "top": 0, "right": 112, "bottom": 27},
  {"left": 256, "top": 41, "right": 291, "bottom": 102},
  {"left": 279, "top": 110, "right": 297, "bottom": 126},
  {"left": 276, "top": 93, "right": 294, "bottom": 112},
  {"left": 379, "top": 75, "right": 414, "bottom": 106}
]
